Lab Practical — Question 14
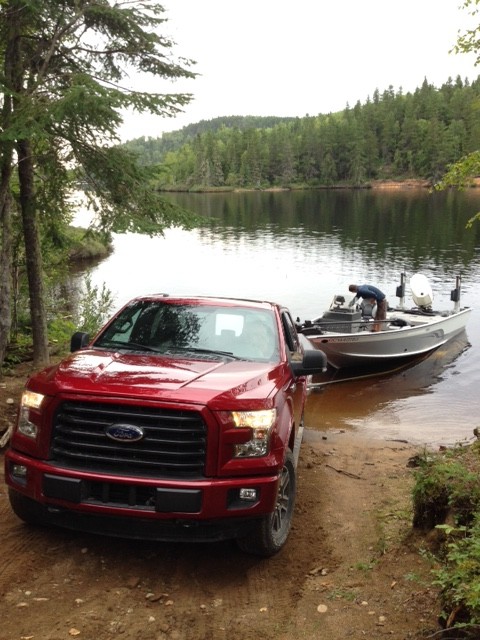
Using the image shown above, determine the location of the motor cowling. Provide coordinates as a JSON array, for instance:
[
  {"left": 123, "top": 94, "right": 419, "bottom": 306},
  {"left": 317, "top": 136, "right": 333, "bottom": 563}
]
[{"left": 410, "top": 274, "right": 434, "bottom": 309}]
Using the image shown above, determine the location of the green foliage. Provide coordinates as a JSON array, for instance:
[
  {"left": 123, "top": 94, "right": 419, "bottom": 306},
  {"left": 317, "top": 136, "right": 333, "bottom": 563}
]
[
  {"left": 0, "top": 0, "right": 202, "bottom": 368},
  {"left": 66, "top": 227, "right": 113, "bottom": 261},
  {"left": 75, "top": 273, "right": 114, "bottom": 337},
  {"left": 326, "top": 587, "right": 358, "bottom": 602},
  {"left": 124, "top": 115, "right": 297, "bottom": 164},
  {"left": 8, "top": 225, "right": 113, "bottom": 354},
  {"left": 74, "top": 145, "right": 201, "bottom": 236},
  {"left": 434, "top": 151, "right": 480, "bottom": 227},
  {"left": 47, "top": 315, "right": 76, "bottom": 354},
  {"left": 434, "top": 151, "right": 480, "bottom": 191},
  {"left": 433, "top": 515, "right": 480, "bottom": 632},
  {"left": 412, "top": 443, "right": 480, "bottom": 529},
  {"left": 9, "top": 273, "right": 113, "bottom": 358},
  {"left": 452, "top": 0, "right": 480, "bottom": 65},
  {"left": 44, "top": 273, "right": 114, "bottom": 353},
  {"left": 433, "top": 1, "right": 480, "bottom": 227},
  {"left": 412, "top": 441, "right": 480, "bottom": 633},
  {"left": 404, "top": 571, "right": 424, "bottom": 583},
  {"left": 353, "top": 560, "right": 377, "bottom": 572}
]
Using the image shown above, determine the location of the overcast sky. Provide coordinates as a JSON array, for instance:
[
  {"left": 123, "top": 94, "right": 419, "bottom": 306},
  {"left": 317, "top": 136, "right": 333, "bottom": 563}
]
[{"left": 118, "top": 0, "right": 480, "bottom": 141}]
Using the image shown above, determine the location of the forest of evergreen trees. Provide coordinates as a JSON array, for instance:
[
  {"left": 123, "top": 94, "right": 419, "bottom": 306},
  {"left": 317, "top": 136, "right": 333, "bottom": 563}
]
[{"left": 123, "top": 76, "right": 480, "bottom": 190}]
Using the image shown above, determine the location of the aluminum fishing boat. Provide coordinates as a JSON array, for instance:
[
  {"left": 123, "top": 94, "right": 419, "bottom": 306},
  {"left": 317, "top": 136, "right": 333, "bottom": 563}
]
[{"left": 297, "top": 274, "right": 471, "bottom": 370}]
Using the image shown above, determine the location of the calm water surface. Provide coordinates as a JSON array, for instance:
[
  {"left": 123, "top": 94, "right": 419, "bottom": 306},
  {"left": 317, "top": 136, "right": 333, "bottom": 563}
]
[{"left": 77, "top": 189, "right": 480, "bottom": 448}]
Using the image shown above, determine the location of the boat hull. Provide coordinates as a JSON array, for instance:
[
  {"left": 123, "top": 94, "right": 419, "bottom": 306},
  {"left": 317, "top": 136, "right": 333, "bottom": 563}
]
[{"left": 303, "top": 308, "right": 471, "bottom": 369}]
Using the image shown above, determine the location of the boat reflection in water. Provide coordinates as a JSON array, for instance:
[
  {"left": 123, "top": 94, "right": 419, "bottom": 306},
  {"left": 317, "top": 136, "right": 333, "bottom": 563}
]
[{"left": 304, "top": 330, "right": 472, "bottom": 447}]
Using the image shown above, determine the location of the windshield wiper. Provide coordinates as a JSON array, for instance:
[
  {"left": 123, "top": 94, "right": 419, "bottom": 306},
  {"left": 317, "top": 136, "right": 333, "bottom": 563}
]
[
  {"left": 95, "top": 341, "right": 242, "bottom": 360},
  {"left": 94, "top": 340, "right": 161, "bottom": 353},
  {"left": 165, "top": 346, "right": 242, "bottom": 360}
]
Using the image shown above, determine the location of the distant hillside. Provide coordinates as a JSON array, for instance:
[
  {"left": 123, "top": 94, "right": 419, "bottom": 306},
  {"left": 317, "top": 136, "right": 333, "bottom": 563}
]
[
  {"left": 123, "top": 77, "right": 480, "bottom": 190},
  {"left": 123, "top": 115, "right": 297, "bottom": 165}
]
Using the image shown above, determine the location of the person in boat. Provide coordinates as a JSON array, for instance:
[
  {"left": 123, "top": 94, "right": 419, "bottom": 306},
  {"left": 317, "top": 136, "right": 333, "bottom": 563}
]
[{"left": 348, "top": 284, "right": 387, "bottom": 332}]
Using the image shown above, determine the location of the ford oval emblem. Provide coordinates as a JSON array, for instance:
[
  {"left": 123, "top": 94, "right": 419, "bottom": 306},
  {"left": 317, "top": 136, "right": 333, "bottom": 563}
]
[{"left": 105, "top": 423, "right": 144, "bottom": 443}]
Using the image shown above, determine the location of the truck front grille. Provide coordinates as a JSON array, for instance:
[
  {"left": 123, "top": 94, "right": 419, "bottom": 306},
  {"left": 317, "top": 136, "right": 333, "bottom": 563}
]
[{"left": 50, "top": 401, "right": 207, "bottom": 478}]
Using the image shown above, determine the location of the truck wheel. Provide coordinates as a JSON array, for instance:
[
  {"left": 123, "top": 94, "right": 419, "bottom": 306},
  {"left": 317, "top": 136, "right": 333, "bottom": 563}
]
[
  {"left": 8, "top": 489, "right": 47, "bottom": 526},
  {"left": 237, "top": 449, "right": 296, "bottom": 557}
]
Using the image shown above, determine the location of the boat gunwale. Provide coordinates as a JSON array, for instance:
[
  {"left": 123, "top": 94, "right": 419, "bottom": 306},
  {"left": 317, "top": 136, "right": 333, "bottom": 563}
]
[
  {"left": 302, "top": 307, "right": 471, "bottom": 369},
  {"left": 304, "top": 307, "right": 471, "bottom": 342}
]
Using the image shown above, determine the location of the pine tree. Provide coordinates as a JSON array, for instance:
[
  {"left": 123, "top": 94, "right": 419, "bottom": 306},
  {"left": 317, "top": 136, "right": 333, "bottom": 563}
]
[{"left": 0, "top": 0, "right": 197, "bottom": 366}]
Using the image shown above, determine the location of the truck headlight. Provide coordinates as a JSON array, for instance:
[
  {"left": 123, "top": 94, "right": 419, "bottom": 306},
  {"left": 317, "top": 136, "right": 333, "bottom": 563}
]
[
  {"left": 232, "top": 409, "right": 276, "bottom": 457},
  {"left": 17, "top": 390, "right": 45, "bottom": 439}
]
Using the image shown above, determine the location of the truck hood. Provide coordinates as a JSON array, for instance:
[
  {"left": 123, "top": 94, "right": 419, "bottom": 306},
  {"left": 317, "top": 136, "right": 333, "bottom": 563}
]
[{"left": 32, "top": 349, "right": 281, "bottom": 406}]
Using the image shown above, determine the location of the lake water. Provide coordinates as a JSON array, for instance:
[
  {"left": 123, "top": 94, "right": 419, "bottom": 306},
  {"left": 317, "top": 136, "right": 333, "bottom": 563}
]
[{"left": 75, "top": 188, "right": 480, "bottom": 448}]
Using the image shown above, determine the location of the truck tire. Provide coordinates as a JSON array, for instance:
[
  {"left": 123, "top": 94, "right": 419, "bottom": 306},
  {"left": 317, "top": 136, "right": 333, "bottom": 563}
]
[
  {"left": 237, "top": 449, "right": 296, "bottom": 557},
  {"left": 8, "top": 488, "right": 47, "bottom": 526}
]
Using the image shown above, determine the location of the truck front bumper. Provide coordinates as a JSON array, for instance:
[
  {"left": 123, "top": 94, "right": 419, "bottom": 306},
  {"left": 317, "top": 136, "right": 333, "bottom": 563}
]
[{"left": 6, "top": 450, "right": 281, "bottom": 542}]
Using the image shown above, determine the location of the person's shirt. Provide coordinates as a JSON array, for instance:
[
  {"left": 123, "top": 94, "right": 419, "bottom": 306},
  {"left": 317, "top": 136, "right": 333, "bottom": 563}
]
[{"left": 355, "top": 285, "right": 386, "bottom": 302}]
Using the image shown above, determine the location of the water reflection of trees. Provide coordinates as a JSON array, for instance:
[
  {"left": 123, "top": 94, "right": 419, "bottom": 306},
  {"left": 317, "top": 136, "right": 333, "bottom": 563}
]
[{"left": 167, "top": 189, "right": 480, "bottom": 270}]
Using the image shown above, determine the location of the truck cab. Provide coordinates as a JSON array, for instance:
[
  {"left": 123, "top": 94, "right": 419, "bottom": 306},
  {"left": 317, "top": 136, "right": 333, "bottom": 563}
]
[{"left": 6, "top": 295, "right": 326, "bottom": 557}]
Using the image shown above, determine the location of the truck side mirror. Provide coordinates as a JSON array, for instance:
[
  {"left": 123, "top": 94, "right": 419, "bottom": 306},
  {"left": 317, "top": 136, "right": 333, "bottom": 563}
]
[
  {"left": 291, "top": 349, "right": 327, "bottom": 376},
  {"left": 70, "top": 331, "right": 90, "bottom": 353}
]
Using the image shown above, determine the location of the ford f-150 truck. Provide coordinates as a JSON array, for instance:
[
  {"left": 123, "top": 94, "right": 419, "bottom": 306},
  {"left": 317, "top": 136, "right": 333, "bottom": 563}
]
[{"left": 5, "top": 295, "right": 326, "bottom": 556}]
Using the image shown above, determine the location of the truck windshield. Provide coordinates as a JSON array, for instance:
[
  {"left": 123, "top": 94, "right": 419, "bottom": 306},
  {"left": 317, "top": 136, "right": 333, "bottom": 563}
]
[{"left": 93, "top": 301, "right": 280, "bottom": 362}]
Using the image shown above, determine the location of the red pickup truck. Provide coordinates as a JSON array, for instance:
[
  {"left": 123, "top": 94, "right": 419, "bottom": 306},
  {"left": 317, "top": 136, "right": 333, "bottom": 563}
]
[{"left": 5, "top": 295, "right": 326, "bottom": 556}]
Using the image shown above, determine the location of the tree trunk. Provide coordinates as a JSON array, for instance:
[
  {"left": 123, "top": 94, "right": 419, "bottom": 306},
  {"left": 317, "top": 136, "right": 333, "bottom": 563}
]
[
  {"left": 17, "top": 139, "right": 50, "bottom": 367},
  {"left": 0, "top": 1, "right": 18, "bottom": 370},
  {"left": 3, "top": 1, "right": 49, "bottom": 367},
  {"left": 0, "top": 180, "right": 12, "bottom": 370}
]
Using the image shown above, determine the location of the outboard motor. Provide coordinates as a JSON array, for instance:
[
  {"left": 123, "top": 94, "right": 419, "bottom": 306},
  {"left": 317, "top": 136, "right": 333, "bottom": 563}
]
[{"left": 410, "top": 273, "right": 434, "bottom": 310}]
